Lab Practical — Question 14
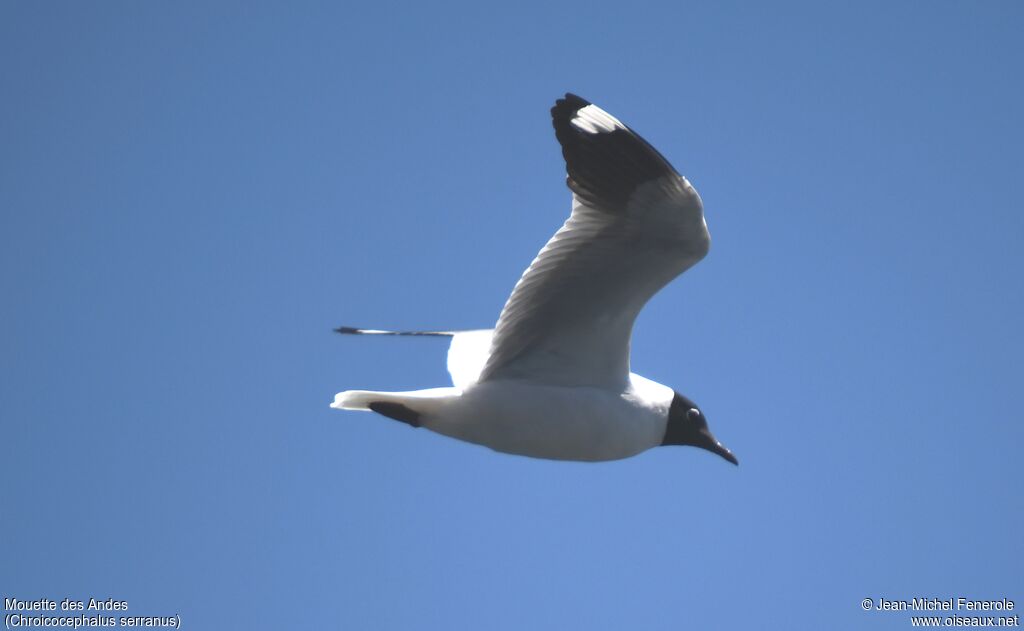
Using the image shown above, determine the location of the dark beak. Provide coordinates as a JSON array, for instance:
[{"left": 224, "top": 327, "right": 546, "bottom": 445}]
[
  {"left": 712, "top": 442, "right": 739, "bottom": 465},
  {"left": 701, "top": 428, "right": 739, "bottom": 466}
]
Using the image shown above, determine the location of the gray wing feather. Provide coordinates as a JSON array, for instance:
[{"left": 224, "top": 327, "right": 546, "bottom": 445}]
[{"left": 477, "top": 94, "right": 710, "bottom": 388}]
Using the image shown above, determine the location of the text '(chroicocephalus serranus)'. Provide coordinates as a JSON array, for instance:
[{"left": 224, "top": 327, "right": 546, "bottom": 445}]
[{"left": 332, "top": 93, "right": 737, "bottom": 465}]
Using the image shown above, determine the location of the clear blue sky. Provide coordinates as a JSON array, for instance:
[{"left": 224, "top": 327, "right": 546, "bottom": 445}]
[{"left": 3, "top": 2, "right": 1021, "bottom": 629}]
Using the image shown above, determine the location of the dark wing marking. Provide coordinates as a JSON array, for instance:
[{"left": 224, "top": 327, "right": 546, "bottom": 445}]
[
  {"left": 477, "top": 94, "right": 707, "bottom": 388},
  {"left": 551, "top": 93, "right": 680, "bottom": 213}
]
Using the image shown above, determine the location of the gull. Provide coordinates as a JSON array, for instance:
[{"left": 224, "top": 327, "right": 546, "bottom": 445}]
[{"left": 331, "top": 93, "right": 737, "bottom": 465}]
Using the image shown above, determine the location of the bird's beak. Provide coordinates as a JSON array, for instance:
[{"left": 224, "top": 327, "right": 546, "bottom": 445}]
[
  {"left": 701, "top": 428, "right": 739, "bottom": 465},
  {"left": 713, "top": 442, "right": 739, "bottom": 466}
]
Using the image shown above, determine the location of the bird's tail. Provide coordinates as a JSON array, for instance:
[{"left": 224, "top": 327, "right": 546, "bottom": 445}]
[
  {"left": 331, "top": 387, "right": 460, "bottom": 410},
  {"left": 331, "top": 389, "right": 391, "bottom": 411},
  {"left": 331, "top": 388, "right": 460, "bottom": 427}
]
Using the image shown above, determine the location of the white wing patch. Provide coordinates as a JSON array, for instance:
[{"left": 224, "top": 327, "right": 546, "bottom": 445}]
[
  {"left": 570, "top": 104, "right": 625, "bottom": 134},
  {"left": 446, "top": 329, "right": 494, "bottom": 389}
]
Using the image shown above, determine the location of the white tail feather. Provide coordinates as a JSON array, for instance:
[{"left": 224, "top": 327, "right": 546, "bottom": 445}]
[
  {"left": 330, "top": 388, "right": 461, "bottom": 413},
  {"left": 331, "top": 390, "right": 383, "bottom": 411}
]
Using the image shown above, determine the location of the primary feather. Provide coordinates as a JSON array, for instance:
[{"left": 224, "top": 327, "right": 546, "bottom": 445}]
[{"left": 478, "top": 94, "right": 708, "bottom": 388}]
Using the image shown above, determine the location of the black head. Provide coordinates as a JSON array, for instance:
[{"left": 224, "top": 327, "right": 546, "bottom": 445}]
[{"left": 661, "top": 392, "right": 738, "bottom": 465}]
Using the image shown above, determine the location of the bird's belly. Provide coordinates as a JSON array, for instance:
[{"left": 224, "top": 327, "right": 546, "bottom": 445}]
[{"left": 423, "top": 380, "right": 665, "bottom": 461}]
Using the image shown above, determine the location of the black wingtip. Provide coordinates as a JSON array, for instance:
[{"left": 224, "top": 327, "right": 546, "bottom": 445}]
[
  {"left": 551, "top": 93, "right": 590, "bottom": 124},
  {"left": 548, "top": 92, "right": 679, "bottom": 211},
  {"left": 555, "top": 92, "right": 589, "bottom": 107},
  {"left": 334, "top": 326, "right": 361, "bottom": 334}
]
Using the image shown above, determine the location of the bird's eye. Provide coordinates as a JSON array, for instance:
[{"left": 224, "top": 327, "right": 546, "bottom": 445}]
[{"left": 687, "top": 408, "right": 701, "bottom": 421}]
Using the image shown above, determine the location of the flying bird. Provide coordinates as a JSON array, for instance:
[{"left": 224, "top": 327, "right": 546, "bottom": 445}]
[{"left": 332, "top": 93, "right": 737, "bottom": 465}]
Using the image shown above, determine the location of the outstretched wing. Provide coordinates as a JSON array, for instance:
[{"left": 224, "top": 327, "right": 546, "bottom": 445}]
[
  {"left": 333, "top": 326, "right": 493, "bottom": 389},
  {"left": 477, "top": 94, "right": 709, "bottom": 389}
]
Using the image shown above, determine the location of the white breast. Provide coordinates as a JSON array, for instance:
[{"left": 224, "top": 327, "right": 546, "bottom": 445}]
[{"left": 421, "top": 374, "right": 673, "bottom": 461}]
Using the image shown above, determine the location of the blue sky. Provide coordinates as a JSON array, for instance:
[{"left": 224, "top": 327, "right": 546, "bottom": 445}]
[{"left": 2, "top": 2, "right": 1021, "bottom": 629}]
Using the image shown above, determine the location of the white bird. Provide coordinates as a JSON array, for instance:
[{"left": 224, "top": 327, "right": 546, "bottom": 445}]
[{"left": 332, "top": 93, "right": 737, "bottom": 465}]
